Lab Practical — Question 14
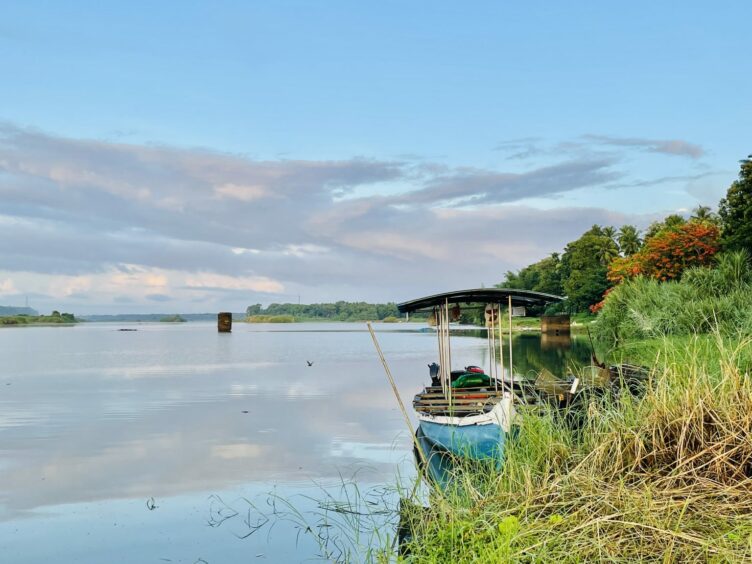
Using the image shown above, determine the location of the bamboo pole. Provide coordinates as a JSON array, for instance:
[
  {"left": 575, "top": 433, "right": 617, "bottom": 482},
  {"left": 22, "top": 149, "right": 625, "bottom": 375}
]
[
  {"left": 445, "top": 298, "right": 452, "bottom": 379},
  {"left": 444, "top": 299, "right": 452, "bottom": 411},
  {"left": 497, "top": 302, "right": 503, "bottom": 393},
  {"left": 435, "top": 307, "right": 445, "bottom": 398},
  {"left": 366, "top": 322, "right": 426, "bottom": 466},
  {"left": 508, "top": 295, "right": 514, "bottom": 398},
  {"left": 490, "top": 305, "right": 497, "bottom": 383}
]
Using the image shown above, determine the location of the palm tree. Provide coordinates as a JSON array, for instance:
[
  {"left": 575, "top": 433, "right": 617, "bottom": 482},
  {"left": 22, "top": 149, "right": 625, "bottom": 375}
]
[
  {"left": 618, "top": 225, "right": 642, "bottom": 256},
  {"left": 602, "top": 226, "right": 617, "bottom": 242},
  {"left": 691, "top": 205, "right": 718, "bottom": 224}
]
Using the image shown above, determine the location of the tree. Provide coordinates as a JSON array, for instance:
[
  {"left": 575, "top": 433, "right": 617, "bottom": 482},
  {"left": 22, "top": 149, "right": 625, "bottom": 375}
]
[
  {"left": 718, "top": 155, "right": 752, "bottom": 253},
  {"left": 497, "top": 253, "right": 563, "bottom": 296},
  {"left": 643, "top": 214, "right": 686, "bottom": 243},
  {"left": 608, "top": 221, "right": 720, "bottom": 283},
  {"left": 602, "top": 226, "right": 617, "bottom": 242},
  {"left": 559, "top": 226, "right": 612, "bottom": 311},
  {"left": 617, "top": 225, "right": 642, "bottom": 256},
  {"left": 691, "top": 205, "right": 718, "bottom": 224},
  {"left": 246, "top": 304, "right": 262, "bottom": 316}
]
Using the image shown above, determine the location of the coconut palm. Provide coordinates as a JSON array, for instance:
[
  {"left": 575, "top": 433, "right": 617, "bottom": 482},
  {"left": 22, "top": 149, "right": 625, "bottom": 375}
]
[
  {"left": 602, "top": 226, "right": 617, "bottom": 242},
  {"left": 618, "top": 225, "right": 642, "bottom": 256},
  {"left": 691, "top": 205, "right": 718, "bottom": 224}
]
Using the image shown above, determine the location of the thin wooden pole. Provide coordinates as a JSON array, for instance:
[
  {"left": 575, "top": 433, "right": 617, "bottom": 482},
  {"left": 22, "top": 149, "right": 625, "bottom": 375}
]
[
  {"left": 444, "top": 299, "right": 453, "bottom": 410},
  {"left": 367, "top": 322, "right": 426, "bottom": 466},
  {"left": 497, "top": 302, "right": 503, "bottom": 392},
  {"left": 490, "top": 305, "right": 497, "bottom": 383},
  {"left": 435, "top": 307, "right": 445, "bottom": 397},
  {"left": 508, "top": 295, "right": 514, "bottom": 398},
  {"left": 445, "top": 298, "right": 452, "bottom": 378}
]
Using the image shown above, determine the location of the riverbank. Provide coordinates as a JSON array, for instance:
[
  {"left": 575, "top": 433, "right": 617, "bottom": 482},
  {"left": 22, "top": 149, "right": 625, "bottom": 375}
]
[{"left": 396, "top": 334, "right": 752, "bottom": 561}]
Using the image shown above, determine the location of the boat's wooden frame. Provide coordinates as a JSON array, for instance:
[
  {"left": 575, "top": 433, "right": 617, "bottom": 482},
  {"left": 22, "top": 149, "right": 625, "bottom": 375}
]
[{"left": 398, "top": 288, "right": 564, "bottom": 420}]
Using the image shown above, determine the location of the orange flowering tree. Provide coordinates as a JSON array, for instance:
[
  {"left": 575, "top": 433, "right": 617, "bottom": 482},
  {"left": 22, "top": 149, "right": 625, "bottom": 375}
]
[{"left": 607, "top": 221, "right": 720, "bottom": 284}]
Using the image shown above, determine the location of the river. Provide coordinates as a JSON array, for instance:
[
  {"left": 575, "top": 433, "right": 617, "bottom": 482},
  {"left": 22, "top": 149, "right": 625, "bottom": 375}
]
[{"left": 0, "top": 321, "right": 591, "bottom": 562}]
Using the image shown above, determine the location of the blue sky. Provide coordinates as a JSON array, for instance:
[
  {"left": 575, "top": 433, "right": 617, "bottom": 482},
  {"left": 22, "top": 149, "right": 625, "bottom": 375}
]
[{"left": 0, "top": 1, "right": 750, "bottom": 313}]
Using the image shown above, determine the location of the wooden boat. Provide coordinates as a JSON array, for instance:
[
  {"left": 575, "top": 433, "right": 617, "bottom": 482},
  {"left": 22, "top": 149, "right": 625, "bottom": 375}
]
[{"left": 397, "top": 288, "right": 564, "bottom": 466}]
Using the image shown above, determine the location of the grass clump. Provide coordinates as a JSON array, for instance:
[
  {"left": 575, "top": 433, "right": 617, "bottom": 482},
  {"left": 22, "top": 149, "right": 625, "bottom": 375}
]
[
  {"left": 594, "top": 250, "right": 752, "bottom": 343},
  {"left": 399, "top": 335, "right": 752, "bottom": 562}
]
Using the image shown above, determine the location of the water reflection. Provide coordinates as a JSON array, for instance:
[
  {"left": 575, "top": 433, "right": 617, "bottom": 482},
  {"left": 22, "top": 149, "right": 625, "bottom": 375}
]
[
  {"left": 448, "top": 328, "right": 594, "bottom": 382},
  {"left": 0, "top": 322, "right": 595, "bottom": 562}
]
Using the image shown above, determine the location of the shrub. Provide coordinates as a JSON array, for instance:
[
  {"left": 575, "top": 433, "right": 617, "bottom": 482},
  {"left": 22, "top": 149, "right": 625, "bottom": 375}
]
[{"left": 594, "top": 250, "right": 752, "bottom": 342}]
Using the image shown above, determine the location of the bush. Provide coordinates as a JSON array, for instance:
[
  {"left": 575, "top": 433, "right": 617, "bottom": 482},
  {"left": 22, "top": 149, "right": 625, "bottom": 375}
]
[{"left": 594, "top": 250, "right": 752, "bottom": 342}]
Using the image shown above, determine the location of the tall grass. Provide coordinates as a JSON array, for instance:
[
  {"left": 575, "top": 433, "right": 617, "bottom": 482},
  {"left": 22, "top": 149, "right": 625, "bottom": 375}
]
[
  {"left": 398, "top": 335, "right": 752, "bottom": 562},
  {"left": 594, "top": 250, "right": 752, "bottom": 343}
]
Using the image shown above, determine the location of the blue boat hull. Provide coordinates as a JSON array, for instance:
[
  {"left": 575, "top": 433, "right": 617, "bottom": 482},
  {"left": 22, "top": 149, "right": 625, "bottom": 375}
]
[{"left": 418, "top": 419, "right": 507, "bottom": 462}]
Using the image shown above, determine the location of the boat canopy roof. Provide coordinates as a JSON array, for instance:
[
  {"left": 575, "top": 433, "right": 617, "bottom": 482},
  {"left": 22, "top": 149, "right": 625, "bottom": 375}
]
[{"left": 397, "top": 288, "right": 564, "bottom": 313}]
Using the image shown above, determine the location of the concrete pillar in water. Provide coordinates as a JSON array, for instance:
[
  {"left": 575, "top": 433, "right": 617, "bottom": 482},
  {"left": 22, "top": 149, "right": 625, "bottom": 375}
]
[
  {"left": 218, "top": 312, "right": 232, "bottom": 333},
  {"left": 541, "top": 314, "right": 570, "bottom": 336}
]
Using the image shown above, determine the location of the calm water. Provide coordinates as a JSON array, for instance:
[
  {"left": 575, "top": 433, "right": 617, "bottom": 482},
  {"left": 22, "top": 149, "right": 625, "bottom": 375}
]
[{"left": 0, "top": 322, "right": 590, "bottom": 563}]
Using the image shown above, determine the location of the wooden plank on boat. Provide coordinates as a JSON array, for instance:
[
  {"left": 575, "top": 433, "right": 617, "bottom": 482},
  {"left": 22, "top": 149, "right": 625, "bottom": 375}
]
[
  {"left": 414, "top": 393, "right": 501, "bottom": 401},
  {"left": 419, "top": 388, "right": 505, "bottom": 395},
  {"left": 414, "top": 403, "right": 485, "bottom": 410},
  {"left": 414, "top": 398, "right": 496, "bottom": 406},
  {"left": 414, "top": 406, "right": 486, "bottom": 414}
]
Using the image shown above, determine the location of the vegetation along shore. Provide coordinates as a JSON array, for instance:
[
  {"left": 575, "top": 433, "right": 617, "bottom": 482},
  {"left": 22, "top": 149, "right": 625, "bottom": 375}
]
[{"left": 0, "top": 310, "right": 76, "bottom": 326}]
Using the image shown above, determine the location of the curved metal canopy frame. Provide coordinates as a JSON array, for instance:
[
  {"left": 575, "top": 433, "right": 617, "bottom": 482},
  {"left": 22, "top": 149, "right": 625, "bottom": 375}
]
[{"left": 396, "top": 288, "right": 564, "bottom": 314}]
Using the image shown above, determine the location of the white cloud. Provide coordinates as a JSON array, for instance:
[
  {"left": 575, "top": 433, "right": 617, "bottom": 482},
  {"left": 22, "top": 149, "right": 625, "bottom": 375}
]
[
  {"left": 0, "top": 278, "right": 16, "bottom": 294},
  {"left": 184, "top": 273, "right": 284, "bottom": 293},
  {"left": 214, "top": 183, "right": 269, "bottom": 201}
]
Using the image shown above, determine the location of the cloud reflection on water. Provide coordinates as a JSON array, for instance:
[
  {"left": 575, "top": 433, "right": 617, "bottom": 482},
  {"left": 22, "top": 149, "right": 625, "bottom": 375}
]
[{"left": 0, "top": 323, "right": 442, "bottom": 521}]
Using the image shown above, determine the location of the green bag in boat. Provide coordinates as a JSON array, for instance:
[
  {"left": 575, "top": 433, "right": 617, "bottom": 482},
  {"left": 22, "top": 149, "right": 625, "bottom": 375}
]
[{"left": 451, "top": 372, "right": 492, "bottom": 388}]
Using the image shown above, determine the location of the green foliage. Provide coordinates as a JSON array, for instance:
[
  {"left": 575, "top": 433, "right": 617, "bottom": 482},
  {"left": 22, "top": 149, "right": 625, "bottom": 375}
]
[
  {"left": 594, "top": 250, "right": 752, "bottom": 342},
  {"left": 617, "top": 224, "right": 641, "bottom": 256},
  {"left": 719, "top": 155, "right": 752, "bottom": 253},
  {"left": 501, "top": 226, "right": 618, "bottom": 313},
  {"left": 244, "top": 301, "right": 408, "bottom": 322},
  {"left": 559, "top": 225, "right": 614, "bottom": 311},
  {"left": 0, "top": 312, "right": 77, "bottom": 325},
  {"left": 691, "top": 204, "right": 719, "bottom": 224},
  {"left": 498, "top": 253, "right": 563, "bottom": 297},
  {"left": 643, "top": 213, "right": 686, "bottom": 243}
]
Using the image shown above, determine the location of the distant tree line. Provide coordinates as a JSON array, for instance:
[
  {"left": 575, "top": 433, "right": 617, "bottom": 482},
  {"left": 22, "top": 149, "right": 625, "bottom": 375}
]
[
  {"left": 245, "top": 301, "right": 420, "bottom": 322},
  {"left": 498, "top": 154, "right": 752, "bottom": 314},
  {"left": 0, "top": 310, "right": 76, "bottom": 325}
]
